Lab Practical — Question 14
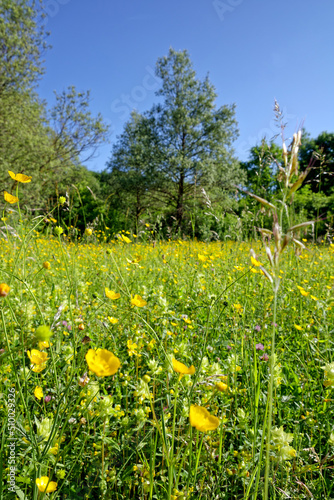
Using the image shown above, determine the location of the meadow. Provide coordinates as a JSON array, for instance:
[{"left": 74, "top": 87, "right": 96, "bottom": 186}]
[{"left": 1, "top": 207, "right": 334, "bottom": 499}]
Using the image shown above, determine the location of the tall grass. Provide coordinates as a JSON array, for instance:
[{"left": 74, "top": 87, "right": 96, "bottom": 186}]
[{"left": 1, "top": 151, "right": 334, "bottom": 499}]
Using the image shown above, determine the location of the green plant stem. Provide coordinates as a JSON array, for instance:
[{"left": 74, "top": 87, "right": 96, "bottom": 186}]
[
  {"left": 263, "top": 285, "right": 278, "bottom": 500},
  {"left": 167, "top": 376, "right": 180, "bottom": 500}
]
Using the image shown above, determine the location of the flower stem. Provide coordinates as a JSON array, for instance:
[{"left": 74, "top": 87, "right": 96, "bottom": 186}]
[{"left": 263, "top": 286, "right": 278, "bottom": 499}]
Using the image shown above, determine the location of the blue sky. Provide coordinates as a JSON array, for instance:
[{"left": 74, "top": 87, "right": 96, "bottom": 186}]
[{"left": 38, "top": 0, "right": 334, "bottom": 172}]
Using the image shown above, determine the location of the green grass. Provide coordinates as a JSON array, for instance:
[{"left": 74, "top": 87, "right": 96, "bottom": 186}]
[{"left": 1, "top": 219, "right": 334, "bottom": 499}]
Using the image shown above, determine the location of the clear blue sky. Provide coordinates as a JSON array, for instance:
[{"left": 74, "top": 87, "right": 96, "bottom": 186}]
[{"left": 37, "top": 0, "right": 334, "bottom": 172}]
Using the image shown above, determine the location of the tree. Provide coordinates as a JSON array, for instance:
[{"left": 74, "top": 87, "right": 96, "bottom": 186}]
[
  {"left": 0, "top": 0, "right": 46, "bottom": 96},
  {"left": 241, "top": 140, "right": 282, "bottom": 194},
  {"left": 108, "top": 48, "right": 244, "bottom": 234},
  {"left": 107, "top": 111, "right": 161, "bottom": 230},
  {"left": 150, "top": 48, "right": 242, "bottom": 229},
  {"left": 0, "top": 1, "right": 109, "bottom": 213},
  {"left": 299, "top": 131, "right": 334, "bottom": 197}
]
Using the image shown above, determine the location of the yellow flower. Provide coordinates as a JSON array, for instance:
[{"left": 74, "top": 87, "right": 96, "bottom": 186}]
[
  {"left": 108, "top": 316, "right": 119, "bottom": 324},
  {"left": 294, "top": 324, "right": 303, "bottom": 331},
  {"left": 34, "top": 386, "right": 43, "bottom": 400},
  {"left": 28, "top": 349, "right": 48, "bottom": 372},
  {"left": 4, "top": 191, "right": 18, "bottom": 204},
  {"left": 43, "top": 261, "right": 51, "bottom": 269},
  {"left": 27, "top": 349, "right": 48, "bottom": 365},
  {"left": 182, "top": 317, "right": 191, "bottom": 324},
  {"left": 85, "top": 348, "right": 121, "bottom": 377},
  {"left": 8, "top": 170, "right": 32, "bottom": 183},
  {"left": 233, "top": 303, "right": 243, "bottom": 313},
  {"left": 172, "top": 358, "right": 195, "bottom": 375},
  {"left": 297, "top": 286, "right": 309, "bottom": 297},
  {"left": 38, "top": 341, "right": 50, "bottom": 350},
  {"left": 131, "top": 294, "right": 147, "bottom": 307},
  {"left": 189, "top": 405, "right": 220, "bottom": 432},
  {"left": 105, "top": 288, "right": 121, "bottom": 300},
  {"left": 35, "top": 477, "right": 57, "bottom": 493},
  {"left": 85, "top": 228, "right": 93, "bottom": 236},
  {"left": 121, "top": 234, "right": 131, "bottom": 243},
  {"left": 0, "top": 283, "right": 10, "bottom": 297},
  {"left": 216, "top": 382, "right": 228, "bottom": 392},
  {"left": 32, "top": 363, "right": 47, "bottom": 373},
  {"left": 310, "top": 295, "right": 319, "bottom": 301},
  {"left": 251, "top": 256, "right": 262, "bottom": 267},
  {"left": 127, "top": 339, "right": 139, "bottom": 357},
  {"left": 198, "top": 254, "right": 208, "bottom": 262},
  {"left": 49, "top": 442, "right": 59, "bottom": 455}
]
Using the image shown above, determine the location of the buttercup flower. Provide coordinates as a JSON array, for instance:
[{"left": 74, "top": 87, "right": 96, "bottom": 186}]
[
  {"left": 34, "top": 386, "right": 43, "bottom": 400},
  {"left": 172, "top": 358, "right": 195, "bottom": 376},
  {"left": 38, "top": 341, "right": 50, "bottom": 350},
  {"left": 85, "top": 228, "right": 93, "bottom": 236},
  {"left": 121, "top": 234, "right": 131, "bottom": 243},
  {"left": 8, "top": 170, "right": 32, "bottom": 183},
  {"left": 43, "top": 261, "right": 51, "bottom": 269},
  {"left": 251, "top": 255, "right": 262, "bottom": 267},
  {"left": 49, "top": 442, "right": 59, "bottom": 455},
  {"left": 27, "top": 349, "right": 48, "bottom": 365},
  {"left": 297, "top": 285, "right": 309, "bottom": 297},
  {"left": 4, "top": 191, "right": 18, "bottom": 204},
  {"left": 105, "top": 288, "right": 121, "bottom": 300},
  {"left": 85, "top": 348, "right": 121, "bottom": 377},
  {"left": 127, "top": 339, "right": 140, "bottom": 357},
  {"left": 189, "top": 405, "right": 220, "bottom": 432},
  {"left": 131, "top": 294, "right": 147, "bottom": 307},
  {"left": 0, "top": 283, "right": 10, "bottom": 297},
  {"left": 35, "top": 477, "right": 57, "bottom": 493},
  {"left": 216, "top": 382, "right": 228, "bottom": 392}
]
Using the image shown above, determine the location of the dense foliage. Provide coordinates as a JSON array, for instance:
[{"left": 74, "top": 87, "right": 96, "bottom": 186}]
[{"left": 1, "top": 1, "right": 333, "bottom": 239}]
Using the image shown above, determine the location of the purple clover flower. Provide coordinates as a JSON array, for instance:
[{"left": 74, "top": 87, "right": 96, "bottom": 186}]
[
  {"left": 255, "top": 325, "right": 261, "bottom": 332},
  {"left": 255, "top": 343, "right": 264, "bottom": 351}
]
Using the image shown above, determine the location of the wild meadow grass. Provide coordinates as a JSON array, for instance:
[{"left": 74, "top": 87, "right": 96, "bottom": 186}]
[{"left": 1, "top": 213, "right": 334, "bottom": 499}]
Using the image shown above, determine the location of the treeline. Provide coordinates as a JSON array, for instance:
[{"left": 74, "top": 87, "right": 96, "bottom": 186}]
[{"left": 1, "top": 1, "right": 333, "bottom": 241}]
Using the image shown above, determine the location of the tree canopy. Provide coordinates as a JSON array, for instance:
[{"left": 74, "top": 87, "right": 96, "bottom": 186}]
[
  {"left": 0, "top": 0, "right": 109, "bottom": 212},
  {"left": 107, "top": 48, "right": 244, "bottom": 235}
]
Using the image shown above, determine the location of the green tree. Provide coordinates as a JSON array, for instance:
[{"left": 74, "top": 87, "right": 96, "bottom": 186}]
[
  {"left": 150, "top": 48, "right": 242, "bottom": 229},
  {"left": 0, "top": 0, "right": 46, "bottom": 95},
  {"left": 299, "top": 131, "right": 334, "bottom": 197},
  {"left": 0, "top": 1, "right": 109, "bottom": 213},
  {"left": 107, "top": 111, "right": 161, "bottom": 230},
  {"left": 241, "top": 139, "right": 282, "bottom": 198}
]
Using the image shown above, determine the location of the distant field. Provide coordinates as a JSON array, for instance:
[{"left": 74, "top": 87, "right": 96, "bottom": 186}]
[{"left": 1, "top": 233, "right": 334, "bottom": 499}]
